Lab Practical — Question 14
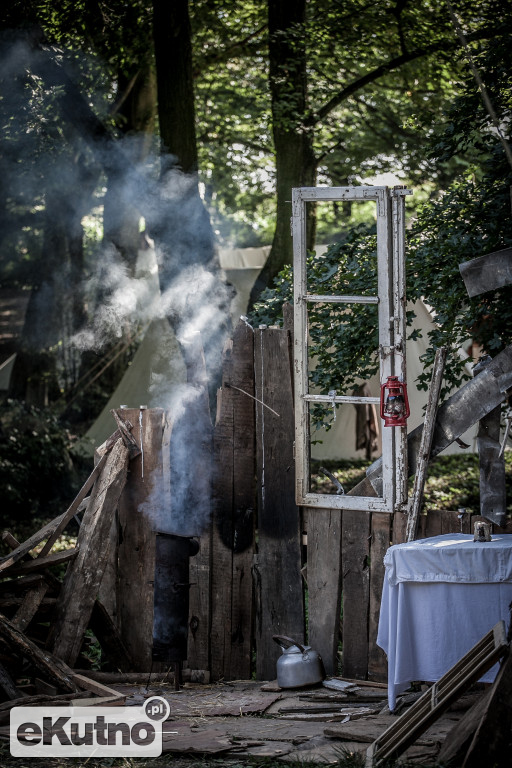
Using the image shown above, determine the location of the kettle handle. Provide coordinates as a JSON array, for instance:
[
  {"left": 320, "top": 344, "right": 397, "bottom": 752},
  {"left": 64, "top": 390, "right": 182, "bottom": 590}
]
[{"left": 272, "top": 634, "right": 306, "bottom": 653}]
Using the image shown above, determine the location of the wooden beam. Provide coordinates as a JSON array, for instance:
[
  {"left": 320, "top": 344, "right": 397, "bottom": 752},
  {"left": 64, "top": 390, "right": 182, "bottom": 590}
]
[
  {"left": 48, "top": 439, "right": 129, "bottom": 666},
  {"left": 459, "top": 247, "right": 512, "bottom": 297},
  {"left": 406, "top": 347, "right": 447, "bottom": 541},
  {"left": 7, "top": 548, "right": 77, "bottom": 575}
]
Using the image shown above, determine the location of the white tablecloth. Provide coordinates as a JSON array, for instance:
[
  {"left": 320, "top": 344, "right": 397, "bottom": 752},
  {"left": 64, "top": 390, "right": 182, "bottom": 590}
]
[{"left": 377, "top": 533, "right": 512, "bottom": 710}]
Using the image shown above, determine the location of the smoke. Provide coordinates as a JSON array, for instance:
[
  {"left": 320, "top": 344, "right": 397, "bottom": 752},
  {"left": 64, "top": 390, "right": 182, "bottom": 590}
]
[{"left": 0, "top": 31, "right": 234, "bottom": 535}]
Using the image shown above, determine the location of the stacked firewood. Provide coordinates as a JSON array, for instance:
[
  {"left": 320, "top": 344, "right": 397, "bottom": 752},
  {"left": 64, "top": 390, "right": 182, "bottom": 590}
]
[{"left": 0, "top": 413, "right": 140, "bottom": 717}]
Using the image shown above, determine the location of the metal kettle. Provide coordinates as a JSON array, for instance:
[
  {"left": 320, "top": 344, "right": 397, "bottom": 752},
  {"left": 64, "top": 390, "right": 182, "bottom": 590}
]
[{"left": 273, "top": 634, "right": 325, "bottom": 688}]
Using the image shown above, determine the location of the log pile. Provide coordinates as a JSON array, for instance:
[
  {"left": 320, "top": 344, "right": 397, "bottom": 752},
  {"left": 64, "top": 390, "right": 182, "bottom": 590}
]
[{"left": 0, "top": 413, "right": 139, "bottom": 717}]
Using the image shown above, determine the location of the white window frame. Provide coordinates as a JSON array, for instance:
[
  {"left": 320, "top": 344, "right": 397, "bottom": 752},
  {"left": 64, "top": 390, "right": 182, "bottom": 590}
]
[{"left": 292, "top": 186, "right": 411, "bottom": 512}]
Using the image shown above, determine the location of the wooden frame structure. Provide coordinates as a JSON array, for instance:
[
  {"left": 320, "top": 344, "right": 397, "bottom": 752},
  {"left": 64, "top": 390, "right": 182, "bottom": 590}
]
[{"left": 292, "top": 185, "right": 411, "bottom": 512}]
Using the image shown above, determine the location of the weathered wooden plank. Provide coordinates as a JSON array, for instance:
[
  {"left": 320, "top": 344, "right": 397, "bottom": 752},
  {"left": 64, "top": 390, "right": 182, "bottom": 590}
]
[
  {"left": 37, "top": 451, "right": 109, "bottom": 558},
  {"left": 230, "top": 322, "right": 256, "bottom": 679},
  {"left": 211, "top": 342, "right": 235, "bottom": 681},
  {"left": 117, "top": 408, "right": 166, "bottom": 671},
  {"left": 254, "top": 327, "right": 304, "bottom": 681},
  {"left": 421, "top": 509, "right": 443, "bottom": 538},
  {"left": 439, "top": 647, "right": 512, "bottom": 767},
  {"left": 48, "top": 438, "right": 129, "bottom": 667},
  {"left": 11, "top": 581, "right": 49, "bottom": 632},
  {"left": 459, "top": 247, "right": 512, "bottom": 297},
  {"left": 179, "top": 333, "right": 213, "bottom": 673},
  {"left": 368, "top": 512, "right": 392, "bottom": 682},
  {"left": 342, "top": 509, "right": 370, "bottom": 679},
  {"left": 307, "top": 508, "right": 343, "bottom": 676},
  {"left": 7, "top": 548, "right": 77, "bottom": 575}
]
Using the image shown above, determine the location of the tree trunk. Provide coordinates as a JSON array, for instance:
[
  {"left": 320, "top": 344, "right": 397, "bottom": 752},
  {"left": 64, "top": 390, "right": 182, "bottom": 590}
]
[
  {"left": 249, "top": 0, "right": 316, "bottom": 306},
  {"left": 153, "top": 0, "right": 198, "bottom": 174},
  {"left": 9, "top": 157, "right": 96, "bottom": 404}
]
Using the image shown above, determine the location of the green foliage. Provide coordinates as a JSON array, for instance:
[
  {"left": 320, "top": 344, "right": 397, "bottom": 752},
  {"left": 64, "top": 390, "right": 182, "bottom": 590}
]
[
  {"left": 0, "top": 399, "right": 78, "bottom": 524},
  {"left": 250, "top": 33, "right": 512, "bottom": 414}
]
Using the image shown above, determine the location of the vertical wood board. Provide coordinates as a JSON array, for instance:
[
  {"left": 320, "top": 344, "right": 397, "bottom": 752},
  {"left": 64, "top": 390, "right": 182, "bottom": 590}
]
[
  {"left": 307, "top": 508, "right": 343, "bottom": 676},
  {"left": 254, "top": 328, "right": 304, "bottom": 680},
  {"left": 342, "top": 509, "right": 371, "bottom": 679},
  {"left": 368, "top": 512, "right": 392, "bottom": 682}
]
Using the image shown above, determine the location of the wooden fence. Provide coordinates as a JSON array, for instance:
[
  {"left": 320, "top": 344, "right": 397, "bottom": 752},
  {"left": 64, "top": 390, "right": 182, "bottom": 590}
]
[{"left": 112, "top": 320, "right": 510, "bottom": 683}]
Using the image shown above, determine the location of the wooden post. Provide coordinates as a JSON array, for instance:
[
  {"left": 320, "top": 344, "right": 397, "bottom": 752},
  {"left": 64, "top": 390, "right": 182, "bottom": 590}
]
[
  {"left": 254, "top": 327, "right": 304, "bottom": 681},
  {"left": 307, "top": 509, "right": 343, "bottom": 676},
  {"left": 116, "top": 408, "right": 166, "bottom": 671},
  {"left": 406, "top": 347, "right": 446, "bottom": 541}
]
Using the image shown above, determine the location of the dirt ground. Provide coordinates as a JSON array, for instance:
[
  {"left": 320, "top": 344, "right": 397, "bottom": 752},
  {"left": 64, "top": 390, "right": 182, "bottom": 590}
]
[{"left": 0, "top": 677, "right": 484, "bottom": 767}]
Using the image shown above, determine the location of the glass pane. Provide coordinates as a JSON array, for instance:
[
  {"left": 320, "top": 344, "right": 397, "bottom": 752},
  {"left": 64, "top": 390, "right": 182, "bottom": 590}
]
[{"left": 307, "top": 403, "right": 382, "bottom": 496}]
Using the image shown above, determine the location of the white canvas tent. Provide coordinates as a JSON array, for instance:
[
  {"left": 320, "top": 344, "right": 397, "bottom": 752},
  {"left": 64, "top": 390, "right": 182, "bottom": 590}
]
[{"left": 82, "top": 245, "right": 477, "bottom": 459}]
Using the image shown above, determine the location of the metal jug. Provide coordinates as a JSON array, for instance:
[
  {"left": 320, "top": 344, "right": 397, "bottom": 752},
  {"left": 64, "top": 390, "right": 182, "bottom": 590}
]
[{"left": 273, "top": 634, "right": 325, "bottom": 688}]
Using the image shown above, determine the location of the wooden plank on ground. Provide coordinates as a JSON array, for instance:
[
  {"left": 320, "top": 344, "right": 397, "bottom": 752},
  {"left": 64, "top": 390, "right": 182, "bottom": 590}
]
[
  {"left": 307, "top": 508, "right": 343, "bottom": 676},
  {"left": 117, "top": 408, "right": 166, "bottom": 671},
  {"left": 342, "top": 509, "right": 370, "bottom": 680},
  {"left": 48, "top": 438, "right": 129, "bottom": 666},
  {"left": 368, "top": 513, "right": 392, "bottom": 682},
  {"left": 254, "top": 327, "right": 304, "bottom": 681}
]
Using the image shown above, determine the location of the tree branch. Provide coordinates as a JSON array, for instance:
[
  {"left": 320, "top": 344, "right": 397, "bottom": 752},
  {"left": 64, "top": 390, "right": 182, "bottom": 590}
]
[
  {"left": 312, "top": 26, "right": 500, "bottom": 126},
  {"left": 194, "top": 23, "right": 267, "bottom": 75}
]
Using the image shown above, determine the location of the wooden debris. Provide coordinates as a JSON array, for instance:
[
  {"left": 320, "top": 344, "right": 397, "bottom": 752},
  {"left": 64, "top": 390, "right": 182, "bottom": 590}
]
[
  {"left": 0, "top": 612, "right": 79, "bottom": 693},
  {"left": 48, "top": 438, "right": 129, "bottom": 666},
  {"left": 72, "top": 672, "right": 125, "bottom": 702},
  {"left": 38, "top": 450, "right": 109, "bottom": 558},
  {"left": 0, "top": 660, "right": 24, "bottom": 700},
  {"left": 72, "top": 668, "right": 210, "bottom": 684},
  {"left": 439, "top": 646, "right": 512, "bottom": 767},
  {"left": 8, "top": 548, "right": 78, "bottom": 575},
  {"left": 365, "top": 621, "right": 509, "bottom": 767},
  {"left": 459, "top": 247, "right": 512, "bottom": 297}
]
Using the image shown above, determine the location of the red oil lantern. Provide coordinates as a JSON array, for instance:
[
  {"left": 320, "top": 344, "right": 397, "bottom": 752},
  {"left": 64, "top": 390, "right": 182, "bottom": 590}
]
[{"left": 380, "top": 375, "right": 410, "bottom": 427}]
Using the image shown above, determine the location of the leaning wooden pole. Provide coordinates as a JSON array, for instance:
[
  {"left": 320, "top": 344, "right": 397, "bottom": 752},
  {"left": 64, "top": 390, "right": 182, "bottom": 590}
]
[{"left": 406, "top": 347, "right": 447, "bottom": 542}]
